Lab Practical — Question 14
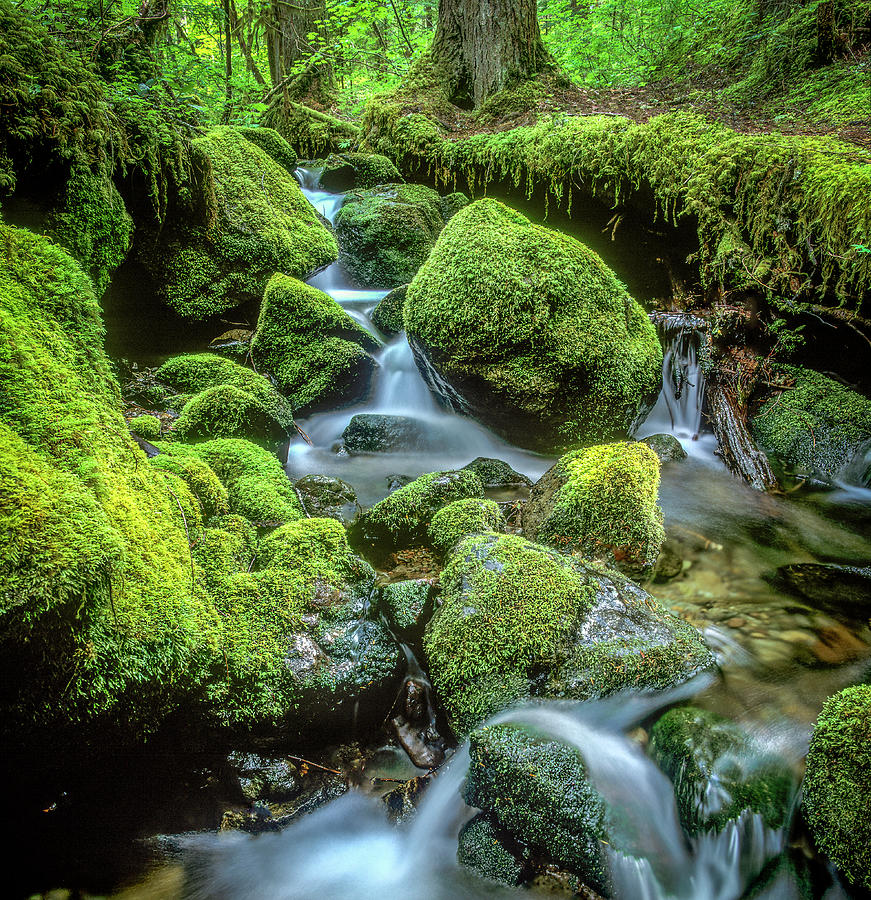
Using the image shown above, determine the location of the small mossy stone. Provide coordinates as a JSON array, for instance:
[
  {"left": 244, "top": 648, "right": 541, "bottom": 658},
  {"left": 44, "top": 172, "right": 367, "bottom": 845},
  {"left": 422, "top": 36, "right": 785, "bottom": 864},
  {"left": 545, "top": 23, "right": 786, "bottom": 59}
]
[
  {"left": 172, "top": 384, "right": 288, "bottom": 445},
  {"left": 129, "top": 414, "right": 161, "bottom": 441},
  {"left": 252, "top": 274, "right": 379, "bottom": 413},
  {"left": 523, "top": 442, "right": 665, "bottom": 577},
  {"left": 640, "top": 433, "right": 687, "bottom": 463},
  {"left": 752, "top": 367, "right": 871, "bottom": 481},
  {"left": 155, "top": 354, "right": 294, "bottom": 430},
  {"left": 648, "top": 707, "right": 796, "bottom": 835},
  {"left": 460, "top": 457, "right": 532, "bottom": 489},
  {"left": 376, "top": 579, "right": 433, "bottom": 639},
  {"left": 428, "top": 498, "right": 505, "bottom": 556},
  {"left": 404, "top": 199, "right": 662, "bottom": 452},
  {"left": 319, "top": 151, "right": 403, "bottom": 192},
  {"left": 342, "top": 413, "right": 428, "bottom": 453},
  {"left": 295, "top": 474, "right": 358, "bottom": 524},
  {"left": 803, "top": 685, "right": 871, "bottom": 891},
  {"left": 457, "top": 814, "right": 524, "bottom": 886},
  {"left": 334, "top": 183, "right": 456, "bottom": 287},
  {"left": 371, "top": 285, "right": 407, "bottom": 336}
]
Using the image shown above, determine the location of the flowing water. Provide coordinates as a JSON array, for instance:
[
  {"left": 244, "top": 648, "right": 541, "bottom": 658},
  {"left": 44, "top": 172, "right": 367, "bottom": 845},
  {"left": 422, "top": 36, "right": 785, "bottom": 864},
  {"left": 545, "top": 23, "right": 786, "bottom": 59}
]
[{"left": 35, "top": 171, "right": 871, "bottom": 900}]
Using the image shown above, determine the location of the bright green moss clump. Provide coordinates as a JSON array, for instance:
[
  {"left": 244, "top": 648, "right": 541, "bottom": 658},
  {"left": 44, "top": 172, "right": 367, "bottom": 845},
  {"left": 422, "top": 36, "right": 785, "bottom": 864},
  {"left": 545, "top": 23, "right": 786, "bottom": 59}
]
[
  {"left": 457, "top": 815, "right": 523, "bottom": 886},
  {"left": 752, "top": 367, "right": 871, "bottom": 481},
  {"left": 428, "top": 497, "right": 505, "bottom": 556},
  {"left": 129, "top": 414, "right": 161, "bottom": 441},
  {"left": 404, "top": 199, "right": 662, "bottom": 452},
  {"left": 803, "top": 685, "right": 871, "bottom": 891},
  {"left": 148, "top": 452, "right": 229, "bottom": 519},
  {"left": 171, "top": 384, "right": 287, "bottom": 445},
  {"left": 252, "top": 274, "right": 379, "bottom": 412},
  {"left": 524, "top": 442, "right": 665, "bottom": 575},
  {"left": 155, "top": 354, "right": 294, "bottom": 430},
  {"left": 237, "top": 126, "right": 298, "bottom": 173},
  {"left": 319, "top": 151, "right": 403, "bottom": 192},
  {"left": 137, "top": 126, "right": 337, "bottom": 319}
]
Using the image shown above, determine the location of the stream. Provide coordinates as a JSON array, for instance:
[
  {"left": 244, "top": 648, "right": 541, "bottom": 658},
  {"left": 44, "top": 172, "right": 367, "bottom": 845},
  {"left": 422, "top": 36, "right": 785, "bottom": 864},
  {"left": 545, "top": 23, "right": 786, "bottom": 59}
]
[{"left": 35, "top": 171, "right": 871, "bottom": 900}]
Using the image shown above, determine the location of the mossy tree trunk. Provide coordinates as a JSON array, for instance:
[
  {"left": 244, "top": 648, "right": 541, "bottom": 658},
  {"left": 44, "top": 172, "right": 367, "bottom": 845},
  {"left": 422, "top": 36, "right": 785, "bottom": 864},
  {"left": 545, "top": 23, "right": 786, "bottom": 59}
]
[
  {"left": 428, "top": 0, "right": 552, "bottom": 108},
  {"left": 265, "top": 0, "right": 332, "bottom": 94}
]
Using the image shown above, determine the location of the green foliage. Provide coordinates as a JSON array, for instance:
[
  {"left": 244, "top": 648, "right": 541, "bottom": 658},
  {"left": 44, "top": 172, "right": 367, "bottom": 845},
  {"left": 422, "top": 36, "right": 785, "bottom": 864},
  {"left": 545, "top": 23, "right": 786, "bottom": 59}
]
[
  {"left": 803, "top": 685, "right": 871, "bottom": 890},
  {"left": 428, "top": 497, "right": 505, "bottom": 556}
]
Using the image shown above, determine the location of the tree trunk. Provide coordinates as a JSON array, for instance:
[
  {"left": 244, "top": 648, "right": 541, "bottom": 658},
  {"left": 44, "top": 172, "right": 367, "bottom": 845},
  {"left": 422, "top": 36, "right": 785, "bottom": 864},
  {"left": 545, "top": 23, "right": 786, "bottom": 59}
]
[
  {"left": 816, "top": 0, "right": 836, "bottom": 64},
  {"left": 222, "top": 0, "right": 233, "bottom": 122},
  {"left": 429, "top": 0, "right": 552, "bottom": 108},
  {"left": 265, "top": 0, "right": 331, "bottom": 89}
]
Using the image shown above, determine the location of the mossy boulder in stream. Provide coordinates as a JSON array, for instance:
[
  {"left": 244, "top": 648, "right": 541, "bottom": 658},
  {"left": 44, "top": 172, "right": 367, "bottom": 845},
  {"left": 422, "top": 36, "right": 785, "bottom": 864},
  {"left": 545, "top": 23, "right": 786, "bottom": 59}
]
[
  {"left": 404, "top": 199, "right": 662, "bottom": 452},
  {"left": 171, "top": 384, "right": 289, "bottom": 445},
  {"left": 523, "top": 442, "right": 665, "bottom": 577},
  {"left": 129, "top": 414, "right": 162, "bottom": 441},
  {"left": 252, "top": 274, "right": 380, "bottom": 413},
  {"left": 351, "top": 469, "right": 484, "bottom": 553},
  {"left": 319, "top": 151, "right": 403, "bottom": 192},
  {"left": 294, "top": 474, "right": 358, "bottom": 524},
  {"left": 371, "top": 284, "right": 407, "bottom": 335},
  {"left": 751, "top": 367, "right": 871, "bottom": 482},
  {"left": 803, "top": 685, "right": 871, "bottom": 891},
  {"left": 648, "top": 707, "right": 796, "bottom": 835},
  {"left": 424, "top": 533, "right": 714, "bottom": 734},
  {"left": 334, "top": 183, "right": 468, "bottom": 287},
  {"left": 155, "top": 354, "right": 294, "bottom": 431},
  {"left": 136, "top": 126, "right": 337, "bottom": 319},
  {"left": 342, "top": 413, "right": 428, "bottom": 453},
  {"left": 428, "top": 498, "right": 505, "bottom": 557},
  {"left": 375, "top": 579, "right": 435, "bottom": 641}
]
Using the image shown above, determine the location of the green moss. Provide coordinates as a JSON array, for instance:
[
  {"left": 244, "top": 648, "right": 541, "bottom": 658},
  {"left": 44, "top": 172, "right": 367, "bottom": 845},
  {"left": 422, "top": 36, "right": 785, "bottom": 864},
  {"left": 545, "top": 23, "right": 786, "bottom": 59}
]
[
  {"left": 403, "top": 199, "right": 662, "bottom": 451},
  {"left": 193, "top": 520, "right": 258, "bottom": 589},
  {"left": 376, "top": 579, "right": 432, "bottom": 637},
  {"left": 319, "top": 151, "right": 403, "bottom": 191},
  {"left": 649, "top": 707, "right": 796, "bottom": 835},
  {"left": 155, "top": 354, "right": 294, "bottom": 430},
  {"left": 45, "top": 165, "right": 133, "bottom": 296},
  {"left": 155, "top": 438, "right": 303, "bottom": 526},
  {"left": 752, "top": 367, "right": 871, "bottom": 480},
  {"left": 803, "top": 685, "right": 871, "bottom": 891},
  {"left": 171, "top": 384, "right": 287, "bottom": 445},
  {"left": 457, "top": 815, "right": 523, "bottom": 885},
  {"left": 354, "top": 469, "right": 484, "bottom": 551},
  {"left": 0, "top": 223, "right": 221, "bottom": 739},
  {"left": 252, "top": 273, "right": 379, "bottom": 412},
  {"left": 129, "top": 414, "right": 161, "bottom": 441},
  {"left": 261, "top": 96, "right": 360, "bottom": 158},
  {"left": 371, "top": 285, "right": 407, "bottom": 336},
  {"left": 237, "top": 126, "right": 298, "bottom": 173},
  {"left": 148, "top": 452, "right": 229, "bottom": 520},
  {"left": 528, "top": 442, "right": 665, "bottom": 574},
  {"left": 428, "top": 498, "right": 505, "bottom": 556},
  {"left": 334, "top": 183, "right": 464, "bottom": 287},
  {"left": 137, "top": 127, "right": 337, "bottom": 319}
]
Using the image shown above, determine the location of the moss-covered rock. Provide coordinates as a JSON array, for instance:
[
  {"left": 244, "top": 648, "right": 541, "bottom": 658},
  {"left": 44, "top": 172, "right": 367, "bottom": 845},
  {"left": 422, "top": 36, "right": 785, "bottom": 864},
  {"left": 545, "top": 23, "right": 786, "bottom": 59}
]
[
  {"left": 428, "top": 498, "right": 505, "bottom": 556},
  {"left": 148, "top": 452, "right": 229, "bottom": 520},
  {"left": 171, "top": 385, "right": 288, "bottom": 445},
  {"left": 423, "top": 532, "right": 714, "bottom": 733},
  {"left": 460, "top": 457, "right": 532, "bottom": 490},
  {"left": 334, "top": 183, "right": 468, "bottom": 287},
  {"left": 371, "top": 284, "right": 407, "bottom": 336},
  {"left": 237, "top": 126, "right": 298, "bottom": 173},
  {"left": 523, "top": 442, "right": 665, "bottom": 577},
  {"left": 404, "top": 199, "right": 662, "bottom": 452},
  {"left": 375, "top": 579, "right": 434, "bottom": 641},
  {"left": 136, "top": 126, "right": 337, "bottom": 319},
  {"left": 640, "top": 433, "right": 687, "bottom": 463},
  {"left": 129, "top": 414, "right": 161, "bottom": 441},
  {"left": 319, "top": 151, "right": 403, "bottom": 192},
  {"left": 156, "top": 438, "right": 303, "bottom": 526},
  {"left": 457, "top": 814, "right": 524, "bottom": 886},
  {"left": 295, "top": 473, "right": 358, "bottom": 524},
  {"left": 351, "top": 469, "right": 484, "bottom": 553},
  {"left": 155, "top": 353, "right": 294, "bottom": 430},
  {"left": 193, "top": 518, "right": 258, "bottom": 589},
  {"left": 751, "top": 367, "right": 871, "bottom": 482},
  {"left": 803, "top": 685, "right": 871, "bottom": 891},
  {"left": 648, "top": 707, "right": 796, "bottom": 835},
  {"left": 0, "top": 223, "right": 221, "bottom": 742},
  {"left": 251, "top": 274, "right": 379, "bottom": 413}
]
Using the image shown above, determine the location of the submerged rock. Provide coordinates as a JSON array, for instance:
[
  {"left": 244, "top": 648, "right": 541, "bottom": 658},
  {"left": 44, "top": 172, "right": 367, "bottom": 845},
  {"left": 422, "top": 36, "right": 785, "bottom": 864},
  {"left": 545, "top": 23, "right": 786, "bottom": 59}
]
[
  {"left": 318, "top": 151, "right": 402, "bottom": 192},
  {"left": 640, "top": 433, "right": 687, "bottom": 463},
  {"left": 334, "top": 183, "right": 468, "bottom": 287},
  {"left": 523, "top": 442, "right": 665, "bottom": 577},
  {"left": 751, "top": 367, "right": 871, "bottom": 482},
  {"left": 803, "top": 685, "right": 871, "bottom": 891},
  {"left": 371, "top": 284, "right": 407, "bottom": 336},
  {"left": 424, "top": 532, "right": 714, "bottom": 734},
  {"left": 295, "top": 473, "right": 358, "bottom": 524},
  {"left": 252, "top": 274, "right": 380, "bottom": 413},
  {"left": 775, "top": 563, "right": 871, "bottom": 620},
  {"left": 342, "top": 413, "right": 428, "bottom": 453},
  {"left": 648, "top": 706, "right": 796, "bottom": 835},
  {"left": 404, "top": 199, "right": 662, "bottom": 452}
]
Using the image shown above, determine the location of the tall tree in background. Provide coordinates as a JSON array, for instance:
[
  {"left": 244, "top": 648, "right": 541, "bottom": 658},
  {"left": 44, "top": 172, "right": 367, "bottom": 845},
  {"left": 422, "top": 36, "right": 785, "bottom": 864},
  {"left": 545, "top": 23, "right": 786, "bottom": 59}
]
[
  {"left": 428, "top": 0, "right": 553, "bottom": 108},
  {"left": 265, "top": 0, "right": 332, "bottom": 90}
]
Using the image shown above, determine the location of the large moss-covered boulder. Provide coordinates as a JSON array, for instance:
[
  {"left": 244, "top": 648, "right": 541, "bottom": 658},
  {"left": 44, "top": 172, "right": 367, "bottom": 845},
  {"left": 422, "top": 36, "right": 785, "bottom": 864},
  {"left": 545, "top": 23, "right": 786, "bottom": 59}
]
[
  {"left": 351, "top": 469, "right": 484, "bottom": 553},
  {"left": 136, "top": 126, "right": 337, "bottom": 319},
  {"left": 156, "top": 438, "right": 304, "bottom": 526},
  {"left": 0, "top": 223, "right": 222, "bottom": 744},
  {"left": 237, "top": 126, "right": 297, "bottom": 173},
  {"left": 155, "top": 354, "right": 294, "bottom": 431},
  {"left": 252, "top": 274, "right": 380, "bottom": 413},
  {"left": 803, "top": 685, "right": 871, "bottom": 891},
  {"left": 334, "top": 184, "right": 468, "bottom": 287},
  {"left": 523, "top": 442, "right": 665, "bottom": 577},
  {"left": 208, "top": 517, "right": 402, "bottom": 733},
  {"left": 648, "top": 707, "right": 796, "bottom": 835},
  {"left": 319, "top": 151, "right": 402, "bottom": 192},
  {"left": 171, "top": 384, "right": 288, "bottom": 445},
  {"left": 404, "top": 199, "right": 662, "bottom": 452},
  {"left": 424, "top": 533, "right": 714, "bottom": 734},
  {"left": 751, "top": 367, "right": 871, "bottom": 482}
]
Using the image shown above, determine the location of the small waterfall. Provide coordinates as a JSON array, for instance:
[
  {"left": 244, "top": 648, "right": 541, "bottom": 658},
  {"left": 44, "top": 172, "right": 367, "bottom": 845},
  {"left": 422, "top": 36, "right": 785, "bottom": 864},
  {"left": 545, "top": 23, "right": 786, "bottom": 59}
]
[{"left": 295, "top": 166, "right": 345, "bottom": 223}]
